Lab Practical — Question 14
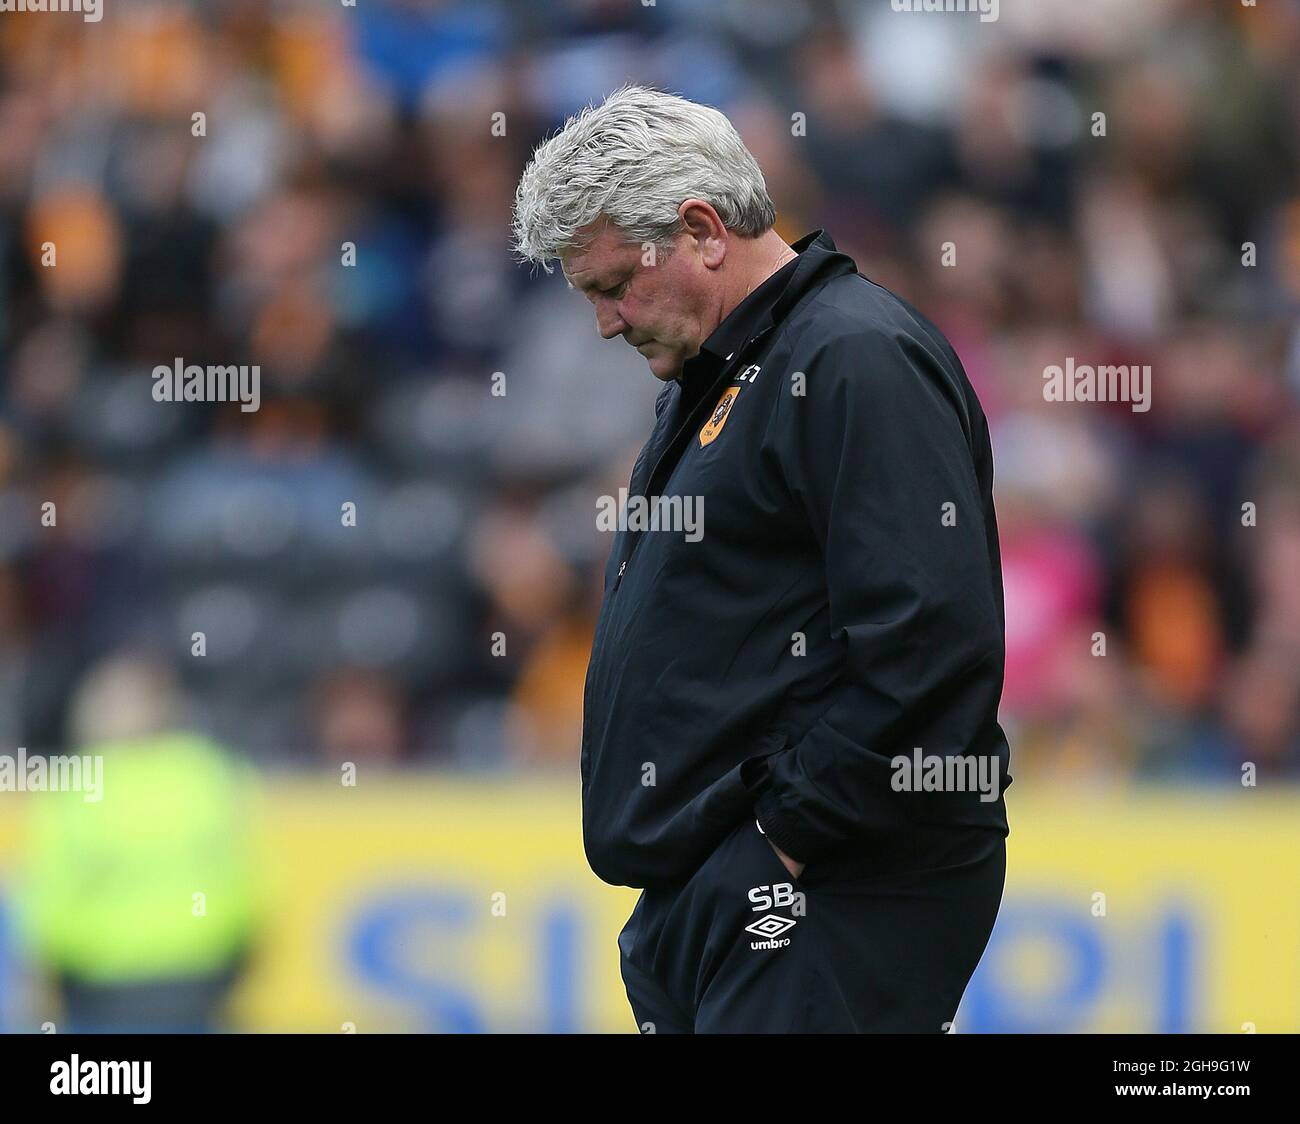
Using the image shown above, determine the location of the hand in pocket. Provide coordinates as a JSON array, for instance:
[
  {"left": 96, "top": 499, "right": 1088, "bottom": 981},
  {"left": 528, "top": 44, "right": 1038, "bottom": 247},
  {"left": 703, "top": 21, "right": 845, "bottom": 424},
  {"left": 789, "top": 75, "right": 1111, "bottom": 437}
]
[{"left": 755, "top": 818, "right": 804, "bottom": 879}]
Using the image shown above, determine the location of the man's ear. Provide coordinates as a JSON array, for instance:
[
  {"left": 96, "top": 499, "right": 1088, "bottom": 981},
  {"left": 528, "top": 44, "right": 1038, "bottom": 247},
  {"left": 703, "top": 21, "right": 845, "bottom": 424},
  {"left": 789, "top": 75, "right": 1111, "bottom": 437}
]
[{"left": 678, "top": 200, "right": 727, "bottom": 270}]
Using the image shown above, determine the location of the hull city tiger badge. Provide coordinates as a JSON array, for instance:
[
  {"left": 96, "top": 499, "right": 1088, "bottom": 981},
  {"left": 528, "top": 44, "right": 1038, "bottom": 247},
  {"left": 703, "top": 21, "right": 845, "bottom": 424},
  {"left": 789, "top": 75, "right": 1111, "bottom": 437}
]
[{"left": 699, "top": 386, "right": 740, "bottom": 447}]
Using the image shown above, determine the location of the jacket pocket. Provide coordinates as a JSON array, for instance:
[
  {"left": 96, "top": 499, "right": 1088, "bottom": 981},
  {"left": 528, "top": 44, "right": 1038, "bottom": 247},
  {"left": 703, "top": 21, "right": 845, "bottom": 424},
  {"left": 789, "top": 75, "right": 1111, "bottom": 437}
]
[{"left": 751, "top": 816, "right": 802, "bottom": 890}]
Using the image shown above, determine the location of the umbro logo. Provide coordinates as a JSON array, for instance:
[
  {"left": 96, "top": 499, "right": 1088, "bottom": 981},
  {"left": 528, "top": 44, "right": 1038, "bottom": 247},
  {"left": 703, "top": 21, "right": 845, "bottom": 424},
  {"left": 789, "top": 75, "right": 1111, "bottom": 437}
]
[
  {"left": 745, "top": 913, "right": 796, "bottom": 950},
  {"left": 746, "top": 913, "right": 796, "bottom": 938}
]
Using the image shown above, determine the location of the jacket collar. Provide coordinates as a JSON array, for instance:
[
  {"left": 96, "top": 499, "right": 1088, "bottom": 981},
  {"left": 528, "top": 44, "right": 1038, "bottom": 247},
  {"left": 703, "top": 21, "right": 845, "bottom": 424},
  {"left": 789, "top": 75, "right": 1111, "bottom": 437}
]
[
  {"left": 675, "top": 230, "right": 858, "bottom": 396},
  {"left": 770, "top": 229, "right": 858, "bottom": 323}
]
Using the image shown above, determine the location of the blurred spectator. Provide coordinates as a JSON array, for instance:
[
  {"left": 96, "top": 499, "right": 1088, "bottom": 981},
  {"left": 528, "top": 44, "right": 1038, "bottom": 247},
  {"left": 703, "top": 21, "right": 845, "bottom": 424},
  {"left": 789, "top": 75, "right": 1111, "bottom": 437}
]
[
  {"left": 0, "top": 0, "right": 1296, "bottom": 786},
  {"left": 310, "top": 667, "right": 408, "bottom": 769},
  {"left": 13, "top": 653, "right": 264, "bottom": 1033}
]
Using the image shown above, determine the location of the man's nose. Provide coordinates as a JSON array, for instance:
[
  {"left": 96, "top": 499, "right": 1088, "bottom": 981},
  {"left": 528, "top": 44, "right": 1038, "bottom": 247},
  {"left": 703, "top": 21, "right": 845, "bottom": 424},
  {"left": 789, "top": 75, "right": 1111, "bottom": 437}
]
[{"left": 595, "top": 300, "right": 627, "bottom": 340}]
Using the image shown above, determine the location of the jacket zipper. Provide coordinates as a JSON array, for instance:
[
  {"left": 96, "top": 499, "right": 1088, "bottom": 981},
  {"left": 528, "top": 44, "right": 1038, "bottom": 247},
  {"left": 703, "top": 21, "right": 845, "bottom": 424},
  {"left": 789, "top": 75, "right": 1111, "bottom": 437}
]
[{"left": 612, "top": 326, "right": 776, "bottom": 591}]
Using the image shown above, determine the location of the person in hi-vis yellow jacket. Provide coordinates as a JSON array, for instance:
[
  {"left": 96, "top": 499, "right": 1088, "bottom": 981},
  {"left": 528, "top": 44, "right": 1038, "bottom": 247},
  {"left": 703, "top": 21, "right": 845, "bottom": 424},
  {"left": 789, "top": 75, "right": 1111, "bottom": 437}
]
[{"left": 14, "top": 654, "right": 265, "bottom": 1033}]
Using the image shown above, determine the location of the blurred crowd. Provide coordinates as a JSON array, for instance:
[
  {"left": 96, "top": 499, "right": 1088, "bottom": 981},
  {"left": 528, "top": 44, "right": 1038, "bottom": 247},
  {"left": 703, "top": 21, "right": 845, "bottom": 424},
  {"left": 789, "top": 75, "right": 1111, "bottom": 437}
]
[{"left": 1, "top": 0, "right": 1298, "bottom": 783}]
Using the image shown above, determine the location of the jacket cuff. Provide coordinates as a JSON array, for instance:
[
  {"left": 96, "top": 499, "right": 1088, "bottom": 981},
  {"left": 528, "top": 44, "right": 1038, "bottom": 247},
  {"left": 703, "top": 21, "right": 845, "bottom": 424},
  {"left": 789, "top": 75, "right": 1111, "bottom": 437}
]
[
  {"left": 741, "top": 733, "right": 810, "bottom": 862},
  {"left": 753, "top": 788, "right": 810, "bottom": 866}
]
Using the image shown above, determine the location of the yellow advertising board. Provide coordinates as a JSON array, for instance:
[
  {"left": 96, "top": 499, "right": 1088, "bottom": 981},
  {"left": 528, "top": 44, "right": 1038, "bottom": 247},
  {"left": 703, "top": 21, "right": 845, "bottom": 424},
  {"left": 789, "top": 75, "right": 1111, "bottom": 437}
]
[{"left": 0, "top": 779, "right": 1295, "bottom": 1032}]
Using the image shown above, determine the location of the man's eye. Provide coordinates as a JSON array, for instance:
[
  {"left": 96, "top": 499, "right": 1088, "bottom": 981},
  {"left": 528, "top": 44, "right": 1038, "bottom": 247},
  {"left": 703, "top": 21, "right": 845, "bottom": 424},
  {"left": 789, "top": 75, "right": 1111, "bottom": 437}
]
[{"left": 601, "top": 281, "right": 627, "bottom": 298}]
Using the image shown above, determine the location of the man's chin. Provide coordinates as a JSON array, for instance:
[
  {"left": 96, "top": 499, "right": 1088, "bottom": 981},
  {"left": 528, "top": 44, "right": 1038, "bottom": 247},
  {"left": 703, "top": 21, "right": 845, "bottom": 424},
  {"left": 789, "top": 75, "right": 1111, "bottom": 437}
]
[{"left": 645, "top": 351, "right": 683, "bottom": 381}]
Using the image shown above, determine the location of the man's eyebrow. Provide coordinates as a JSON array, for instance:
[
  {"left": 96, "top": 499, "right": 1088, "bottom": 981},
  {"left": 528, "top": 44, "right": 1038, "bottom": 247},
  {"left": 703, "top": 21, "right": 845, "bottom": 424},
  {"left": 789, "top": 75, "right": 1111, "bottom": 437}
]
[{"left": 568, "top": 267, "right": 629, "bottom": 293}]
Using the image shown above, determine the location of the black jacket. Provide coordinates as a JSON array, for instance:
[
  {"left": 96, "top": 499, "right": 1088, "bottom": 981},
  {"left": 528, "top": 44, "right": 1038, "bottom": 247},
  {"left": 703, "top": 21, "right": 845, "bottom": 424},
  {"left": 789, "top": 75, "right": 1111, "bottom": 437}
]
[{"left": 580, "top": 230, "right": 1011, "bottom": 889}]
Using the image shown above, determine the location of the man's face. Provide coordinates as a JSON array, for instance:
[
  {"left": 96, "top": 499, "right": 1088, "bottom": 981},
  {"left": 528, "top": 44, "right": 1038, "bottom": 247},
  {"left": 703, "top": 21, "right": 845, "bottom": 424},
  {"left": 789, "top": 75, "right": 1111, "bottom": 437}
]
[{"left": 560, "top": 221, "right": 714, "bottom": 381}]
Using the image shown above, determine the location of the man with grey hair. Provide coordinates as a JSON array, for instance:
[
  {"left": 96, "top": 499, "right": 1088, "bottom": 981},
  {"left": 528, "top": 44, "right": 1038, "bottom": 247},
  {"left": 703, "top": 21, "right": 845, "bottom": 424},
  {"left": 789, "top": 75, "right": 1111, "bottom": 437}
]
[{"left": 514, "top": 85, "right": 1011, "bottom": 1033}]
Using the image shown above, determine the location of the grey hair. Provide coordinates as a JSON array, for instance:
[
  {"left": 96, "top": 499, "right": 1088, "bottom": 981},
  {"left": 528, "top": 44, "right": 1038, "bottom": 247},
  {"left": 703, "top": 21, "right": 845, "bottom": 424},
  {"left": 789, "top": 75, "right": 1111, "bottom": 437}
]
[{"left": 512, "top": 85, "right": 777, "bottom": 272}]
